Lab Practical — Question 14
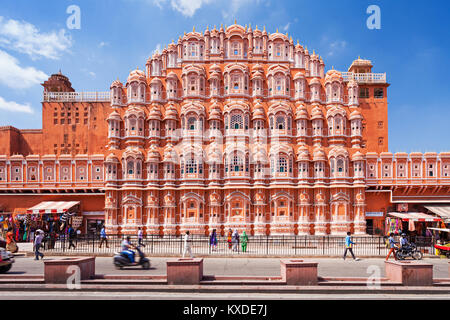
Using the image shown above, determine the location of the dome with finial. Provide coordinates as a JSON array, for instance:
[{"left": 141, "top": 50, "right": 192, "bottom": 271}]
[
  {"left": 110, "top": 78, "right": 123, "bottom": 89},
  {"left": 295, "top": 104, "right": 309, "bottom": 120},
  {"left": 325, "top": 69, "right": 343, "bottom": 84},
  {"left": 313, "top": 147, "right": 327, "bottom": 161},
  {"left": 296, "top": 145, "right": 310, "bottom": 161},
  {"left": 127, "top": 67, "right": 146, "bottom": 84},
  {"left": 164, "top": 104, "right": 178, "bottom": 120},
  {"left": 310, "top": 105, "right": 324, "bottom": 119},
  {"left": 148, "top": 106, "right": 162, "bottom": 120}
]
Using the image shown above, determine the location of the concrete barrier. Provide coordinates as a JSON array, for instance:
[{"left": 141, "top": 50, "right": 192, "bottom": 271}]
[
  {"left": 385, "top": 261, "right": 433, "bottom": 286},
  {"left": 166, "top": 258, "right": 203, "bottom": 285},
  {"left": 44, "top": 257, "right": 96, "bottom": 284},
  {"left": 280, "top": 259, "right": 318, "bottom": 285}
]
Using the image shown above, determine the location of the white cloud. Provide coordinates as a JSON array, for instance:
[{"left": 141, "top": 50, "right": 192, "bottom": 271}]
[
  {"left": 282, "top": 22, "right": 291, "bottom": 31},
  {"left": 327, "top": 40, "right": 347, "bottom": 57},
  {"left": 152, "top": 0, "right": 213, "bottom": 17},
  {"left": 222, "top": 0, "right": 268, "bottom": 21},
  {"left": 0, "top": 16, "right": 72, "bottom": 60},
  {"left": 0, "top": 96, "right": 34, "bottom": 114},
  {"left": 0, "top": 50, "right": 48, "bottom": 89},
  {"left": 152, "top": 43, "right": 162, "bottom": 55},
  {"left": 98, "top": 42, "right": 109, "bottom": 48}
]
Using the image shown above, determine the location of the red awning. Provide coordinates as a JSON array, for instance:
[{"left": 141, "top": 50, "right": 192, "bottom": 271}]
[
  {"left": 387, "top": 212, "right": 441, "bottom": 222},
  {"left": 27, "top": 201, "right": 80, "bottom": 214}
]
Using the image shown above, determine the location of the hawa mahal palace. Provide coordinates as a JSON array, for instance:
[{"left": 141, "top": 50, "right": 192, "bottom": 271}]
[{"left": 0, "top": 23, "right": 449, "bottom": 236}]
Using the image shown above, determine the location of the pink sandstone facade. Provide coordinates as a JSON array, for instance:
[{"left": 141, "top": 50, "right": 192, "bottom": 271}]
[{"left": 0, "top": 23, "right": 449, "bottom": 236}]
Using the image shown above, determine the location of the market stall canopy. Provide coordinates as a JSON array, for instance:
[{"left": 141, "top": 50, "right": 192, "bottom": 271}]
[
  {"left": 387, "top": 212, "right": 441, "bottom": 222},
  {"left": 424, "top": 205, "right": 450, "bottom": 222},
  {"left": 27, "top": 201, "right": 80, "bottom": 214},
  {"left": 427, "top": 227, "right": 450, "bottom": 233}
]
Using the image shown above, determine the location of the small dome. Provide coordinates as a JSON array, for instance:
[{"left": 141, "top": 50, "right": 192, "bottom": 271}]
[
  {"left": 294, "top": 72, "right": 305, "bottom": 80},
  {"left": 310, "top": 106, "right": 324, "bottom": 119},
  {"left": 107, "top": 110, "right": 121, "bottom": 121},
  {"left": 297, "top": 145, "right": 310, "bottom": 161},
  {"left": 147, "top": 145, "right": 160, "bottom": 161},
  {"left": 106, "top": 153, "right": 119, "bottom": 163},
  {"left": 164, "top": 104, "right": 178, "bottom": 120},
  {"left": 127, "top": 68, "right": 146, "bottom": 83},
  {"left": 313, "top": 147, "right": 326, "bottom": 161},
  {"left": 351, "top": 151, "right": 365, "bottom": 161},
  {"left": 309, "top": 78, "right": 321, "bottom": 86},
  {"left": 148, "top": 107, "right": 162, "bottom": 120},
  {"left": 295, "top": 104, "right": 308, "bottom": 120},
  {"left": 252, "top": 106, "right": 265, "bottom": 120},
  {"left": 166, "top": 71, "right": 178, "bottom": 79},
  {"left": 110, "top": 79, "right": 123, "bottom": 89},
  {"left": 325, "top": 69, "right": 343, "bottom": 84},
  {"left": 349, "top": 110, "right": 362, "bottom": 120}
]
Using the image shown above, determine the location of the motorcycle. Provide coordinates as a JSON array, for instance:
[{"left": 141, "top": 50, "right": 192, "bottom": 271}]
[
  {"left": 0, "top": 247, "right": 15, "bottom": 274},
  {"left": 395, "top": 243, "right": 423, "bottom": 260},
  {"left": 113, "top": 245, "right": 150, "bottom": 270}
]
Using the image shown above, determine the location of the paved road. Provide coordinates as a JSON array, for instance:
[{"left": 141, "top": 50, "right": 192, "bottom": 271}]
[
  {"left": 9, "top": 255, "right": 450, "bottom": 278},
  {"left": 0, "top": 291, "right": 449, "bottom": 300}
]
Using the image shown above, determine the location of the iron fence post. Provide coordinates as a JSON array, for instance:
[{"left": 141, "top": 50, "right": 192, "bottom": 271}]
[
  {"left": 294, "top": 235, "right": 297, "bottom": 256},
  {"left": 266, "top": 235, "right": 268, "bottom": 256}
]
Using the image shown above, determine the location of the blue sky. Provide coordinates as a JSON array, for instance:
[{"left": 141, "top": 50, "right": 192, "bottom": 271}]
[{"left": 0, "top": 0, "right": 449, "bottom": 153}]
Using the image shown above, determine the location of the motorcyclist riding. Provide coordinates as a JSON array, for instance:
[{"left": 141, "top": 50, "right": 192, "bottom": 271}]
[
  {"left": 400, "top": 233, "right": 410, "bottom": 250},
  {"left": 121, "top": 236, "right": 136, "bottom": 263}
]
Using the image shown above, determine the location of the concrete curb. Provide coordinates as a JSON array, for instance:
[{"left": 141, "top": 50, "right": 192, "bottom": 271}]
[{"left": 0, "top": 283, "right": 449, "bottom": 295}]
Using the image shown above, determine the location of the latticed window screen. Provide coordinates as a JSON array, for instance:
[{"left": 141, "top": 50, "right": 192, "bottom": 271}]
[
  {"left": 230, "top": 113, "right": 243, "bottom": 129},
  {"left": 232, "top": 154, "right": 243, "bottom": 172},
  {"left": 277, "top": 157, "right": 287, "bottom": 173},
  {"left": 276, "top": 115, "right": 285, "bottom": 130},
  {"left": 187, "top": 117, "right": 196, "bottom": 130},
  {"left": 186, "top": 158, "right": 197, "bottom": 174}
]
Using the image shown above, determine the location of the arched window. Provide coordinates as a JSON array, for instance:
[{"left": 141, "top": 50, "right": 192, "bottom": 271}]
[
  {"left": 186, "top": 158, "right": 197, "bottom": 174},
  {"left": 277, "top": 157, "right": 287, "bottom": 173},
  {"left": 127, "top": 161, "right": 134, "bottom": 175},
  {"left": 187, "top": 117, "right": 197, "bottom": 130},
  {"left": 276, "top": 115, "right": 285, "bottom": 130},
  {"left": 337, "top": 159, "right": 344, "bottom": 173},
  {"left": 230, "top": 113, "right": 243, "bottom": 129},
  {"left": 232, "top": 154, "right": 243, "bottom": 172}
]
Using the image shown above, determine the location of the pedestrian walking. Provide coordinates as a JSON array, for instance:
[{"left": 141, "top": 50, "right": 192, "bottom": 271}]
[
  {"left": 5, "top": 227, "right": 18, "bottom": 253},
  {"left": 99, "top": 225, "right": 109, "bottom": 248},
  {"left": 385, "top": 232, "right": 399, "bottom": 261},
  {"left": 343, "top": 232, "right": 359, "bottom": 260},
  {"left": 209, "top": 229, "right": 218, "bottom": 251},
  {"left": 138, "top": 227, "right": 146, "bottom": 247},
  {"left": 241, "top": 231, "right": 248, "bottom": 252},
  {"left": 182, "top": 231, "right": 193, "bottom": 258},
  {"left": 227, "top": 229, "right": 232, "bottom": 250},
  {"left": 67, "top": 224, "right": 76, "bottom": 249},
  {"left": 232, "top": 230, "right": 239, "bottom": 252},
  {"left": 34, "top": 230, "right": 44, "bottom": 260}
]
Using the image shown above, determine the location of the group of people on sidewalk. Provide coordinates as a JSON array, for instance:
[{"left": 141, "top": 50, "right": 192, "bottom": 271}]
[{"left": 226, "top": 229, "right": 249, "bottom": 253}]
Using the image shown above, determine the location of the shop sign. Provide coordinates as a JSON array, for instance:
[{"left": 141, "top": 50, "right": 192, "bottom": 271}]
[
  {"left": 71, "top": 216, "right": 83, "bottom": 228},
  {"left": 365, "top": 212, "right": 384, "bottom": 217}
]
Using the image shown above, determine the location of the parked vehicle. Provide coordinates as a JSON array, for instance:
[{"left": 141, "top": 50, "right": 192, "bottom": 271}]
[
  {"left": 395, "top": 243, "right": 423, "bottom": 260},
  {"left": 113, "top": 246, "right": 150, "bottom": 270},
  {"left": 0, "top": 247, "right": 15, "bottom": 273}
]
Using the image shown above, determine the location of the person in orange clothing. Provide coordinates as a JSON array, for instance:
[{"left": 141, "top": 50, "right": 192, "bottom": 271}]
[
  {"left": 227, "top": 229, "right": 232, "bottom": 250},
  {"left": 5, "top": 227, "right": 13, "bottom": 245},
  {"left": 385, "top": 232, "right": 399, "bottom": 261}
]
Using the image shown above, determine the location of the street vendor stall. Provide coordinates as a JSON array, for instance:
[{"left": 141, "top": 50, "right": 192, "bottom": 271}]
[
  {"left": 26, "top": 201, "right": 81, "bottom": 248},
  {"left": 386, "top": 211, "right": 442, "bottom": 237}
]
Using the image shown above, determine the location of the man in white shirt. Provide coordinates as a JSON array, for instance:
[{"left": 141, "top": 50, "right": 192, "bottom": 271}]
[{"left": 182, "top": 231, "right": 193, "bottom": 258}]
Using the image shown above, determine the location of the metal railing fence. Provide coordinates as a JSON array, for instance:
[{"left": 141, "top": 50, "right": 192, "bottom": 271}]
[{"left": 40, "top": 234, "right": 436, "bottom": 257}]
